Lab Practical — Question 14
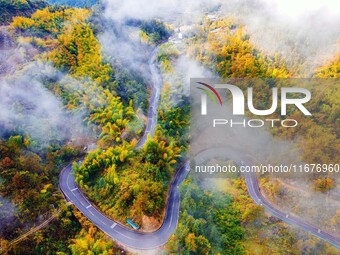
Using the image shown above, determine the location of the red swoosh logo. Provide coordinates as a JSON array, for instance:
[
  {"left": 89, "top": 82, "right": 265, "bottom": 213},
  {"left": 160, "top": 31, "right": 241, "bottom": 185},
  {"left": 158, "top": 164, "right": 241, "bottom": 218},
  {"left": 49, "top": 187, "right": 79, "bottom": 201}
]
[{"left": 197, "top": 82, "right": 223, "bottom": 106}]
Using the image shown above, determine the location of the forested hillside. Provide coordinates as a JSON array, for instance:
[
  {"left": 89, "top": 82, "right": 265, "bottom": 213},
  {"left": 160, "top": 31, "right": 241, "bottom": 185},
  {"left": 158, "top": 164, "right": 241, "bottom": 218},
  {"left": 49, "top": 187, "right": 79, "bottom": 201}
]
[
  {"left": 158, "top": 23, "right": 339, "bottom": 253},
  {"left": 188, "top": 17, "right": 339, "bottom": 184},
  {"left": 0, "top": 4, "right": 143, "bottom": 254},
  {"left": 72, "top": 25, "right": 187, "bottom": 228},
  {"left": 0, "top": 0, "right": 47, "bottom": 24},
  {"left": 0, "top": 1, "right": 338, "bottom": 254},
  {"left": 0, "top": 2, "right": 187, "bottom": 253}
]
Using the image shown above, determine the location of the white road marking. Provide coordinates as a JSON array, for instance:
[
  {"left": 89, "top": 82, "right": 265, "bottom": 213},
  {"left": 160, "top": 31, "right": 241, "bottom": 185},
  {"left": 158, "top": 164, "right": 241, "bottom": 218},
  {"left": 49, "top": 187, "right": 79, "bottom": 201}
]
[
  {"left": 67, "top": 179, "right": 87, "bottom": 207},
  {"left": 71, "top": 188, "right": 78, "bottom": 192},
  {"left": 87, "top": 208, "right": 107, "bottom": 225},
  {"left": 86, "top": 205, "right": 92, "bottom": 209}
]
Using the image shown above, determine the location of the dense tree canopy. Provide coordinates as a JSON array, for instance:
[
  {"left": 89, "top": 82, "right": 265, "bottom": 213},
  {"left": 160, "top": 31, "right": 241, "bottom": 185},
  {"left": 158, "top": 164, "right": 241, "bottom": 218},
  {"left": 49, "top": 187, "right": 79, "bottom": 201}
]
[
  {"left": 0, "top": 0, "right": 47, "bottom": 25},
  {"left": 1, "top": 4, "right": 338, "bottom": 255}
]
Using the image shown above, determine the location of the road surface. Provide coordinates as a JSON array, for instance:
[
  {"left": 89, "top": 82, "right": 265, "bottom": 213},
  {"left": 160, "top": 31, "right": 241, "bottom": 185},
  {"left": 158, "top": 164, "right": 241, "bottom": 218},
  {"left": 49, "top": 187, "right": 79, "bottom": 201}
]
[
  {"left": 135, "top": 48, "right": 162, "bottom": 149},
  {"left": 59, "top": 48, "right": 190, "bottom": 249},
  {"left": 59, "top": 161, "right": 189, "bottom": 249},
  {"left": 245, "top": 171, "right": 340, "bottom": 248},
  {"left": 194, "top": 148, "right": 340, "bottom": 249},
  {"left": 59, "top": 48, "right": 340, "bottom": 249}
]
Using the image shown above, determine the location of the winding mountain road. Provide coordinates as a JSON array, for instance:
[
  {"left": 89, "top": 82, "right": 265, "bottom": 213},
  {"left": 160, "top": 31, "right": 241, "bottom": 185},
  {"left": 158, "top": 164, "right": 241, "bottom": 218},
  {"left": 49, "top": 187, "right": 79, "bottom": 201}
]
[
  {"left": 59, "top": 48, "right": 340, "bottom": 250},
  {"left": 246, "top": 171, "right": 340, "bottom": 248},
  {"left": 59, "top": 48, "right": 190, "bottom": 249},
  {"left": 59, "top": 161, "right": 189, "bottom": 249},
  {"left": 194, "top": 148, "right": 340, "bottom": 249}
]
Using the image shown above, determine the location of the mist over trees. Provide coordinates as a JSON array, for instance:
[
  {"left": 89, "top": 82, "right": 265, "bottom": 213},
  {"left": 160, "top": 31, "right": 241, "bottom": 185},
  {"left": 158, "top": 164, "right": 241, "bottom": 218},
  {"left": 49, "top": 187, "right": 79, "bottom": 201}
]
[{"left": 0, "top": 0, "right": 338, "bottom": 254}]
